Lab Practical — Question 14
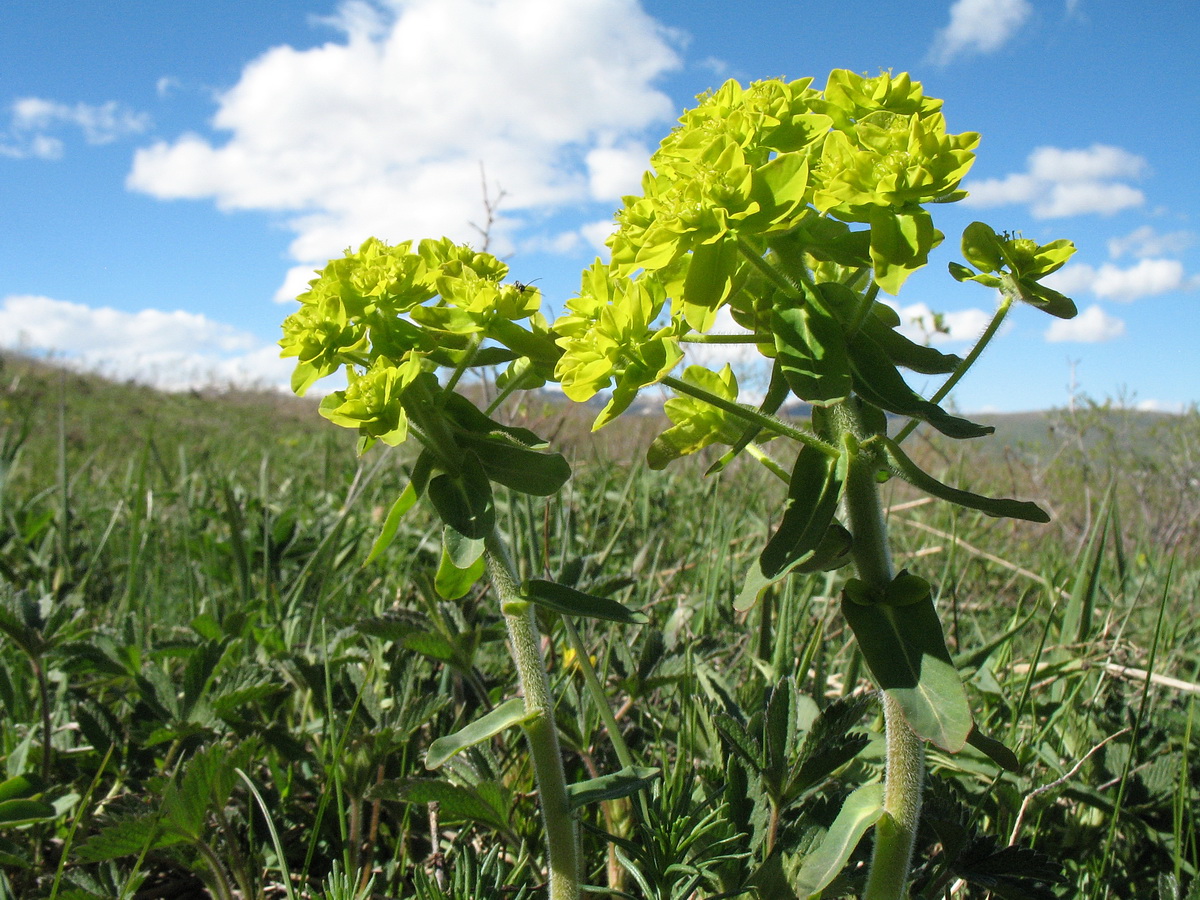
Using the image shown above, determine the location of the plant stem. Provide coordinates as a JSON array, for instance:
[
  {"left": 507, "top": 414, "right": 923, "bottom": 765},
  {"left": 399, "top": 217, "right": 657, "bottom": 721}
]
[
  {"left": 485, "top": 531, "right": 580, "bottom": 900},
  {"left": 893, "top": 290, "right": 1014, "bottom": 444},
  {"left": 659, "top": 374, "right": 839, "bottom": 457},
  {"left": 839, "top": 406, "right": 925, "bottom": 900}
]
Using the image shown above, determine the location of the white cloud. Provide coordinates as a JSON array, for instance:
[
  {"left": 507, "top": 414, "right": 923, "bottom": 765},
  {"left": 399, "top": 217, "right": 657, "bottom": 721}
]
[
  {"left": 1108, "top": 225, "right": 1194, "bottom": 259},
  {"left": 0, "top": 294, "right": 289, "bottom": 391},
  {"left": 585, "top": 142, "right": 651, "bottom": 201},
  {"left": 890, "top": 301, "right": 996, "bottom": 345},
  {"left": 1043, "top": 258, "right": 1192, "bottom": 302},
  {"left": 581, "top": 218, "right": 619, "bottom": 256},
  {"left": 963, "top": 144, "right": 1147, "bottom": 218},
  {"left": 1044, "top": 304, "right": 1125, "bottom": 342},
  {"left": 8, "top": 97, "right": 151, "bottom": 147},
  {"left": 929, "top": 0, "right": 1032, "bottom": 65},
  {"left": 128, "top": 0, "right": 681, "bottom": 288}
]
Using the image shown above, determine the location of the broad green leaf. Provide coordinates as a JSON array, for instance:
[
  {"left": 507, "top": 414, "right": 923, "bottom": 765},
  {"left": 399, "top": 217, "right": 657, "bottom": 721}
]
[
  {"left": 434, "top": 544, "right": 486, "bottom": 600},
  {"left": 522, "top": 579, "right": 648, "bottom": 624},
  {"left": 682, "top": 236, "right": 738, "bottom": 331},
  {"left": 458, "top": 441, "right": 571, "bottom": 496},
  {"left": 960, "top": 221, "right": 1004, "bottom": 273},
  {"left": 869, "top": 206, "right": 942, "bottom": 295},
  {"left": 363, "top": 482, "right": 418, "bottom": 566},
  {"left": 772, "top": 305, "right": 853, "bottom": 404},
  {"left": 881, "top": 437, "right": 1050, "bottom": 522},
  {"left": 426, "top": 464, "right": 494, "bottom": 540},
  {"left": 0, "top": 798, "right": 56, "bottom": 825},
  {"left": 793, "top": 783, "right": 886, "bottom": 896},
  {"left": 442, "top": 525, "right": 484, "bottom": 571},
  {"left": 565, "top": 766, "right": 661, "bottom": 811},
  {"left": 0, "top": 774, "right": 43, "bottom": 804},
  {"left": 841, "top": 589, "right": 973, "bottom": 751},
  {"left": 847, "top": 331, "right": 992, "bottom": 439},
  {"left": 426, "top": 698, "right": 532, "bottom": 770},
  {"left": 758, "top": 445, "right": 845, "bottom": 579}
]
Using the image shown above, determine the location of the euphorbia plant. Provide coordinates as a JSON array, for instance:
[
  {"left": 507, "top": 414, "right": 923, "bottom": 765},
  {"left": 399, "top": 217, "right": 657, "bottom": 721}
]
[
  {"left": 280, "top": 238, "right": 653, "bottom": 900},
  {"left": 281, "top": 69, "right": 1078, "bottom": 899},
  {"left": 551, "top": 71, "right": 1077, "bottom": 898}
]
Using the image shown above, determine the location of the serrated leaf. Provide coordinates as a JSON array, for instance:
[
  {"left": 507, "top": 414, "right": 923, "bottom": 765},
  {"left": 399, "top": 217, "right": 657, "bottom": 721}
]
[
  {"left": 565, "top": 766, "right": 660, "bottom": 811},
  {"left": 75, "top": 815, "right": 178, "bottom": 863},
  {"left": 522, "top": 579, "right": 648, "bottom": 624},
  {"left": 840, "top": 590, "right": 973, "bottom": 751},
  {"left": 793, "top": 783, "right": 886, "bottom": 896},
  {"left": 373, "top": 778, "right": 509, "bottom": 831},
  {"left": 712, "top": 712, "right": 766, "bottom": 775},
  {"left": 426, "top": 698, "right": 531, "bottom": 770},
  {"left": 881, "top": 437, "right": 1050, "bottom": 522}
]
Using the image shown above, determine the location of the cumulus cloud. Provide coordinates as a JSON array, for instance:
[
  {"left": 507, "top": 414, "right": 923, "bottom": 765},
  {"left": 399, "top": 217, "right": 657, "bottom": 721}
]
[
  {"left": 1108, "top": 225, "right": 1194, "bottom": 259},
  {"left": 1, "top": 98, "right": 151, "bottom": 158},
  {"left": 963, "top": 144, "right": 1147, "bottom": 218},
  {"left": 889, "top": 301, "right": 996, "bottom": 346},
  {"left": 928, "top": 0, "right": 1032, "bottom": 65},
  {"left": 1044, "top": 304, "right": 1125, "bottom": 343},
  {"left": 0, "top": 294, "right": 289, "bottom": 391},
  {"left": 128, "top": 0, "right": 681, "bottom": 291},
  {"left": 1043, "top": 258, "right": 1193, "bottom": 302}
]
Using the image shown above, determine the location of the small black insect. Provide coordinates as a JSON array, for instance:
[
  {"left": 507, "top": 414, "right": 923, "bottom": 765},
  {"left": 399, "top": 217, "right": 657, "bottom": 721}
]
[{"left": 513, "top": 279, "right": 541, "bottom": 293}]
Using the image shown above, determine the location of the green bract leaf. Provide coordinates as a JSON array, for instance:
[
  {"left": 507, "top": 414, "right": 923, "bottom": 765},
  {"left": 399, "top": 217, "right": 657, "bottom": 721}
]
[
  {"left": 434, "top": 542, "right": 486, "bottom": 600},
  {"left": 869, "top": 206, "right": 942, "bottom": 295},
  {"left": 565, "top": 766, "right": 661, "bottom": 811},
  {"left": 961, "top": 221, "right": 1005, "bottom": 273},
  {"left": 841, "top": 586, "right": 973, "bottom": 751},
  {"left": 364, "top": 482, "right": 418, "bottom": 566},
  {"left": 793, "top": 783, "right": 886, "bottom": 896},
  {"left": 682, "top": 236, "right": 739, "bottom": 331},
  {"left": 522, "top": 579, "right": 648, "bottom": 624},
  {"left": 426, "top": 698, "right": 532, "bottom": 769},
  {"left": 647, "top": 364, "right": 741, "bottom": 469},
  {"left": 881, "top": 437, "right": 1050, "bottom": 522}
]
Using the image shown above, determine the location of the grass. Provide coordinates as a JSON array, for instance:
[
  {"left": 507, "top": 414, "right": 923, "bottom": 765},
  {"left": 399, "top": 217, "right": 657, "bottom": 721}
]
[{"left": 0, "top": 350, "right": 1197, "bottom": 899}]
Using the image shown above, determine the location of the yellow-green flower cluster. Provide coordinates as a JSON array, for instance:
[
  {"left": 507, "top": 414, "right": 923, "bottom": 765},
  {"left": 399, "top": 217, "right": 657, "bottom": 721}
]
[{"left": 280, "top": 236, "right": 554, "bottom": 448}]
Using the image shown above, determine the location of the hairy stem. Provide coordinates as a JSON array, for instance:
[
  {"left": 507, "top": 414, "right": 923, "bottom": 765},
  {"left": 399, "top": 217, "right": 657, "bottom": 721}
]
[
  {"left": 839, "top": 404, "right": 925, "bottom": 900},
  {"left": 485, "top": 532, "right": 579, "bottom": 900}
]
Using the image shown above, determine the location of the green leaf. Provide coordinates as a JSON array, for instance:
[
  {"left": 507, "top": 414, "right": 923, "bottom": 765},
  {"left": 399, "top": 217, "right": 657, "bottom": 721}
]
[
  {"left": 840, "top": 588, "right": 973, "bottom": 751},
  {"left": 459, "top": 440, "right": 571, "bottom": 496},
  {"left": 966, "top": 726, "right": 1021, "bottom": 773},
  {"left": 0, "top": 798, "right": 56, "bottom": 825},
  {"left": 847, "top": 331, "right": 992, "bottom": 439},
  {"left": 522, "top": 579, "right": 648, "bottom": 624},
  {"left": 869, "top": 206, "right": 942, "bottom": 295},
  {"left": 374, "top": 778, "right": 509, "bottom": 831},
  {"left": 682, "top": 236, "right": 738, "bottom": 331},
  {"left": 759, "top": 445, "right": 845, "bottom": 579},
  {"left": 0, "top": 774, "right": 44, "bottom": 804},
  {"left": 426, "top": 698, "right": 532, "bottom": 770},
  {"left": 961, "top": 221, "right": 1004, "bottom": 273},
  {"left": 565, "top": 766, "right": 660, "bottom": 811},
  {"left": 364, "top": 482, "right": 418, "bottom": 566},
  {"left": 881, "top": 437, "right": 1050, "bottom": 522},
  {"left": 434, "top": 543, "right": 486, "bottom": 600},
  {"left": 426, "top": 464, "right": 494, "bottom": 540},
  {"left": 443, "top": 525, "right": 485, "bottom": 571},
  {"left": 793, "top": 783, "right": 886, "bottom": 896},
  {"left": 772, "top": 304, "right": 853, "bottom": 405},
  {"left": 863, "top": 308, "right": 963, "bottom": 375}
]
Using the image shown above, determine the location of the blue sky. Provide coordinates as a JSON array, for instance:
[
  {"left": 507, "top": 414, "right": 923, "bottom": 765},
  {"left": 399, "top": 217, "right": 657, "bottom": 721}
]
[{"left": 1, "top": 0, "right": 1197, "bottom": 412}]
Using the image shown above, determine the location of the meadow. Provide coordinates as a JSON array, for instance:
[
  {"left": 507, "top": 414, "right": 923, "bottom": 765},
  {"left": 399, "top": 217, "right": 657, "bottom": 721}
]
[{"left": 0, "top": 350, "right": 1197, "bottom": 899}]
